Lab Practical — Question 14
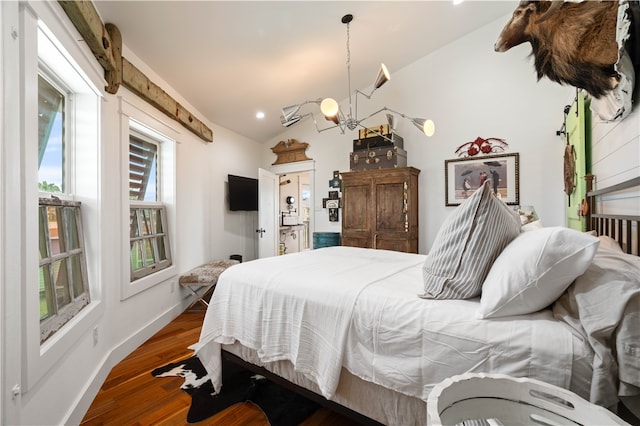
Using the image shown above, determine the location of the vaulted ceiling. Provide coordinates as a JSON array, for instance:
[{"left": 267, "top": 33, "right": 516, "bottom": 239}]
[{"left": 93, "top": 1, "right": 517, "bottom": 143}]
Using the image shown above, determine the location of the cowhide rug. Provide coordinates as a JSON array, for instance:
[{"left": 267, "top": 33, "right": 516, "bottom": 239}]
[{"left": 152, "top": 355, "right": 319, "bottom": 424}]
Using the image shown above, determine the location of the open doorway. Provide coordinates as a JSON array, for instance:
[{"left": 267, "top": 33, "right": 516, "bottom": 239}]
[
  {"left": 263, "top": 160, "right": 314, "bottom": 258},
  {"left": 278, "top": 171, "right": 311, "bottom": 255}
]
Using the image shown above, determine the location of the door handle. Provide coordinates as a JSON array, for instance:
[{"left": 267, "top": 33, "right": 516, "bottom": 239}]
[{"left": 256, "top": 228, "right": 266, "bottom": 238}]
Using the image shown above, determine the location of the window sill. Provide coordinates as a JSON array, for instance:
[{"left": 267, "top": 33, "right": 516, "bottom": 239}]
[{"left": 121, "top": 264, "right": 177, "bottom": 300}]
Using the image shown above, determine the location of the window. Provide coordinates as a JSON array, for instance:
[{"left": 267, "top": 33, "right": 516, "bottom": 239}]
[
  {"left": 37, "top": 60, "right": 90, "bottom": 343},
  {"left": 129, "top": 133, "right": 158, "bottom": 201},
  {"left": 38, "top": 74, "right": 66, "bottom": 193},
  {"left": 38, "top": 198, "right": 90, "bottom": 343},
  {"left": 21, "top": 4, "right": 103, "bottom": 392},
  {"left": 129, "top": 205, "right": 172, "bottom": 280},
  {"left": 128, "top": 125, "right": 172, "bottom": 281}
]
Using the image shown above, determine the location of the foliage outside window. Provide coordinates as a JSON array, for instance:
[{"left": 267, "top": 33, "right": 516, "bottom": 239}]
[
  {"left": 39, "top": 198, "right": 90, "bottom": 343},
  {"left": 129, "top": 129, "right": 172, "bottom": 281}
]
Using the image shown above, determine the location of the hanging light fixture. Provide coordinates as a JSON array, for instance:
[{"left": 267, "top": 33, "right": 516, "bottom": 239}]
[{"left": 280, "top": 14, "right": 435, "bottom": 139}]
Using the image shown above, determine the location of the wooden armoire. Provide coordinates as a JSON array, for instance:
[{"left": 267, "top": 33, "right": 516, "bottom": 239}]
[{"left": 341, "top": 167, "right": 420, "bottom": 253}]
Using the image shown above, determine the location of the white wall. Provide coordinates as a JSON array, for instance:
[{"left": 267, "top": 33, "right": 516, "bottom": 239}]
[
  {"left": 266, "top": 15, "right": 576, "bottom": 252},
  {"left": 1, "top": 2, "right": 263, "bottom": 425}
]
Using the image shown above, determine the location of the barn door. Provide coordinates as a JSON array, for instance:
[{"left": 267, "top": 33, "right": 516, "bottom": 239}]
[{"left": 565, "top": 91, "right": 591, "bottom": 231}]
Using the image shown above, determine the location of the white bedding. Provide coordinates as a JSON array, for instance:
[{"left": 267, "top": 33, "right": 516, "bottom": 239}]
[
  {"left": 192, "top": 246, "right": 424, "bottom": 398},
  {"left": 192, "top": 246, "right": 591, "bottom": 404},
  {"left": 345, "top": 261, "right": 583, "bottom": 400}
]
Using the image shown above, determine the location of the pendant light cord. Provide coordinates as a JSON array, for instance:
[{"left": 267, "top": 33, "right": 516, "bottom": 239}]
[{"left": 346, "top": 20, "right": 353, "bottom": 119}]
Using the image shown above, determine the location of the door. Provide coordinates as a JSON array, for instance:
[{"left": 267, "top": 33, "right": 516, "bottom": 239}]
[
  {"left": 258, "top": 168, "right": 278, "bottom": 258},
  {"left": 565, "top": 92, "right": 591, "bottom": 231},
  {"left": 341, "top": 173, "right": 372, "bottom": 248}
]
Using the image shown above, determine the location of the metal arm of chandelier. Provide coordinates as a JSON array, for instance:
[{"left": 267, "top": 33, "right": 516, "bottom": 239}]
[
  {"left": 280, "top": 13, "right": 434, "bottom": 140},
  {"left": 281, "top": 102, "right": 435, "bottom": 142}
]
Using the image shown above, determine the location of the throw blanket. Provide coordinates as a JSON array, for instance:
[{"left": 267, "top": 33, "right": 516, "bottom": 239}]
[
  {"left": 554, "top": 243, "right": 640, "bottom": 408},
  {"left": 191, "top": 246, "right": 424, "bottom": 399}
]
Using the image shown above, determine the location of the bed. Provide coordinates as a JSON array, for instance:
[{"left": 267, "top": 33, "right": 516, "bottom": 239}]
[{"left": 191, "top": 178, "right": 640, "bottom": 425}]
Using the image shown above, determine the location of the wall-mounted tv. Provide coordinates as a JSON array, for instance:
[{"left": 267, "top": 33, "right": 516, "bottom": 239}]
[{"left": 228, "top": 174, "right": 258, "bottom": 211}]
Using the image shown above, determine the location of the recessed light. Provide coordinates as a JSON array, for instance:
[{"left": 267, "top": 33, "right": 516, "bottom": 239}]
[{"left": 256, "top": 111, "right": 265, "bottom": 119}]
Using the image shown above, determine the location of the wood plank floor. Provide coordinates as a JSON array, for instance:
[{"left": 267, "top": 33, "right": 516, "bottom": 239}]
[{"left": 80, "top": 309, "right": 361, "bottom": 425}]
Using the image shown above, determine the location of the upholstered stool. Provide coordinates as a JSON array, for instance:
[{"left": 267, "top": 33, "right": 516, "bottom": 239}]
[{"left": 179, "top": 259, "right": 239, "bottom": 310}]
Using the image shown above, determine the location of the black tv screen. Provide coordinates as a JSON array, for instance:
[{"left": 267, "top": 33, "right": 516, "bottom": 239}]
[{"left": 228, "top": 174, "right": 258, "bottom": 211}]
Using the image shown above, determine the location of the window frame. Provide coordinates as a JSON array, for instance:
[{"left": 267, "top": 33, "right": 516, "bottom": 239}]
[
  {"left": 120, "top": 98, "right": 177, "bottom": 300},
  {"left": 129, "top": 203, "right": 173, "bottom": 281},
  {"left": 38, "top": 197, "right": 90, "bottom": 343},
  {"left": 21, "top": 2, "right": 104, "bottom": 392}
]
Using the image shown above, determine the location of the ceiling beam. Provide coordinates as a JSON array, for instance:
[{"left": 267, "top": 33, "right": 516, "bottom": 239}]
[
  {"left": 122, "top": 58, "right": 214, "bottom": 143},
  {"left": 58, "top": 1, "right": 213, "bottom": 142}
]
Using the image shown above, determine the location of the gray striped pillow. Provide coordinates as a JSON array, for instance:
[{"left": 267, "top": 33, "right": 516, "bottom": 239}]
[{"left": 420, "top": 182, "right": 521, "bottom": 299}]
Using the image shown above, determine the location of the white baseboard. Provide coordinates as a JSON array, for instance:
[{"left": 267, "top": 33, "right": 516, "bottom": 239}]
[{"left": 64, "top": 302, "right": 189, "bottom": 425}]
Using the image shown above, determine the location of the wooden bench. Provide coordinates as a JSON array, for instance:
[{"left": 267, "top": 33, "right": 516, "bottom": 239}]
[{"left": 179, "top": 259, "right": 239, "bottom": 310}]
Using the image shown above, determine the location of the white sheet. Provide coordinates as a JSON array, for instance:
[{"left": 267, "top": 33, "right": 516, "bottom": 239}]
[
  {"left": 191, "top": 246, "right": 424, "bottom": 398},
  {"left": 344, "top": 261, "right": 578, "bottom": 401},
  {"left": 553, "top": 245, "right": 640, "bottom": 408}
]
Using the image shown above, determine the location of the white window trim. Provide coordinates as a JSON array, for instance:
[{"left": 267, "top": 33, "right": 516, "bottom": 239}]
[
  {"left": 120, "top": 96, "right": 178, "bottom": 300},
  {"left": 22, "top": 2, "right": 105, "bottom": 392}
]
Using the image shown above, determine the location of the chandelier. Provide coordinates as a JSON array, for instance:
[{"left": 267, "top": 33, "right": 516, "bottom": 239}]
[{"left": 280, "top": 14, "right": 435, "bottom": 141}]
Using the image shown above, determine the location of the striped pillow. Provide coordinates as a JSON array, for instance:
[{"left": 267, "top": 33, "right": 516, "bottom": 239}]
[{"left": 420, "top": 182, "right": 521, "bottom": 299}]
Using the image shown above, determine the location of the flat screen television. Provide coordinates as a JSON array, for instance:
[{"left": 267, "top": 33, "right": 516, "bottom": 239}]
[{"left": 228, "top": 174, "right": 258, "bottom": 211}]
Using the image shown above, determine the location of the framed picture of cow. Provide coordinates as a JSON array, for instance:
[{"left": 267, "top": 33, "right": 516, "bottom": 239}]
[{"left": 445, "top": 153, "right": 520, "bottom": 206}]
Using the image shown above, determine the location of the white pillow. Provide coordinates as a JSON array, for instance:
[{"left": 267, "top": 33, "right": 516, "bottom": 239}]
[
  {"left": 477, "top": 226, "right": 599, "bottom": 318},
  {"left": 421, "top": 182, "right": 521, "bottom": 299}
]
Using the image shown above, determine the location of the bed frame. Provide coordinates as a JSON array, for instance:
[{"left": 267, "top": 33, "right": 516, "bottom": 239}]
[
  {"left": 221, "top": 175, "right": 640, "bottom": 425},
  {"left": 221, "top": 350, "right": 383, "bottom": 425},
  {"left": 586, "top": 174, "right": 640, "bottom": 255}
]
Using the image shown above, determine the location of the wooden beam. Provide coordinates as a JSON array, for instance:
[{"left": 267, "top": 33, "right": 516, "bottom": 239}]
[
  {"left": 122, "top": 58, "right": 213, "bottom": 142},
  {"left": 58, "top": 1, "right": 116, "bottom": 73},
  {"left": 57, "top": 0, "right": 213, "bottom": 142},
  {"left": 104, "top": 23, "right": 122, "bottom": 94}
]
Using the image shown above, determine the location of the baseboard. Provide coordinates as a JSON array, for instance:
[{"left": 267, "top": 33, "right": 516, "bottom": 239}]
[{"left": 63, "top": 302, "right": 187, "bottom": 425}]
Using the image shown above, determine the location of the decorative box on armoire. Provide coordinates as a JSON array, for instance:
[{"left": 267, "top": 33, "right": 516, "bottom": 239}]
[{"left": 341, "top": 167, "right": 420, "bottom": 253}]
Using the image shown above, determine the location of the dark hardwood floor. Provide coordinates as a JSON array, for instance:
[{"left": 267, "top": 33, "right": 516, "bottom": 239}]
[{"left": 80, "top": 309, "right": 360, "bottom": 425}]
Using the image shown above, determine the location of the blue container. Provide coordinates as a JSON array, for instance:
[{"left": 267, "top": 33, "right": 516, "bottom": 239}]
[{"left": 313, "top": 232, "right": 341, "bottom": 249}]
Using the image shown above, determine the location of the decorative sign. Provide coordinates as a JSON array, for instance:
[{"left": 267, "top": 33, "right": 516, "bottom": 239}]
[
  {"left": 454, "top": 137, "right": 508, "bottom": 158},
  {"left": 271, "top": 139, "right": 312, "bottom": 165}
]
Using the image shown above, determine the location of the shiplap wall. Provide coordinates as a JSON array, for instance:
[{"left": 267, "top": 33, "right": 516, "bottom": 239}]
[
  {"left": 590, "top": 96, "right": 640, "bottom": 254},
  {"left": 591, "top": 101, "right": 640, "bottom": 217}
]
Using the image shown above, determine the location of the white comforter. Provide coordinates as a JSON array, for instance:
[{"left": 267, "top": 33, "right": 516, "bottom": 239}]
[
  {"left": 192, "top": 246, "right": 424, "bottom": 397},
  {"left": 192, "top": 246, "right": 583, "bottom": 401}
]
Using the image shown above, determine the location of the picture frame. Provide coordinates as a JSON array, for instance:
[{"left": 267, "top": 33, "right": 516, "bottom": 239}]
[
  {"left": 325, "top": 199, "right": 340, "bottom": 209},
  {"left": 445, "top": 152, "right": 520, "bottom": 206}
]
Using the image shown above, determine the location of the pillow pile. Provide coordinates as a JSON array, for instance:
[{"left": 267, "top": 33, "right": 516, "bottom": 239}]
[
  {"left": 421, "top": 182, "right": 521, "bottom": 299},
  {"left": 477, "top": 226, "right": 599, "bottom": 318}
]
